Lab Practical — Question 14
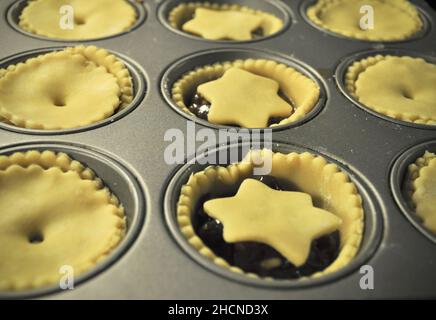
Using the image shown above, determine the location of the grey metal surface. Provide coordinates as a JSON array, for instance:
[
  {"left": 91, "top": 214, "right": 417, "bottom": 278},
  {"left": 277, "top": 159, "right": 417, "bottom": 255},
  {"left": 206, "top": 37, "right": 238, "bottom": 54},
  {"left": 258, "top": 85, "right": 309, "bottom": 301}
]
[{"left": 0, "top": 0, "right": 434, "bottom": 299}]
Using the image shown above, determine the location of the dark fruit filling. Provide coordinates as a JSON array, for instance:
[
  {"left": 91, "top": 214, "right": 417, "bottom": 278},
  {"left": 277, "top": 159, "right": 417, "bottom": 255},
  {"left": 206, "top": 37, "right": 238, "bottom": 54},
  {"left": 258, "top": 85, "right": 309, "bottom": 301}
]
[
  {"left": 188, "top": 90, "right": 293, "bottom": 127},
  {"left": 192, "top": 175, "right": 340, "bottom": 279}
]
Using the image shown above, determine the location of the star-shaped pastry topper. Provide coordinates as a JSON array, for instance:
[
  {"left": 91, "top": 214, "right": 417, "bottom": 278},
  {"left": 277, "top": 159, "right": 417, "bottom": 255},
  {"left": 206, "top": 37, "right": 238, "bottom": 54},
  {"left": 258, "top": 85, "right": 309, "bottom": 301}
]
[
  {"left": 197, "top": 68, "right": 293, "bottom": 128},
  {"left": 182, "top": 8, "right": 264, "bottom": 41},
  {"left": 203, "top": 179, "right": 342, "bottom": 267}
]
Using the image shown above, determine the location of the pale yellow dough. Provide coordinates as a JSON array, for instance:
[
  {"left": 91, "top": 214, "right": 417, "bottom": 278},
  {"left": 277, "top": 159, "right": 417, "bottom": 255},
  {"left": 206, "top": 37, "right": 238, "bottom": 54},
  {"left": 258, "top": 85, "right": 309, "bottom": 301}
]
[
  {"left": 0, "top": 150, "right": 126, "bottom": 291},
  {"left": 172, "top": 59, "right": 320, "bottom": 128},
  {"left": 169, "top": 2, "right": 283, "bottom": 40},
  {"left": 307, "top": 0, "right": 422, "bottom": 41},
  {"left": 198, "top": 68, "right": 292, "bottom": 128},
  {"left": 204, "top": 179, "right": 342, "bottom": 267},
  {"left": 407, "top": 151, "right": 436, "bottom": 233},
  {"left": 177, "top": 149, "right": 364, "bottom": 279},
  {"left": 19, "top": 0, "right": 136, "bottom": 40},
  {"left": 346, "top": 55, "right": 436, "bottom": 125},
  {"left": 0, "top": 46, "right": 133, "bottom": 130}
]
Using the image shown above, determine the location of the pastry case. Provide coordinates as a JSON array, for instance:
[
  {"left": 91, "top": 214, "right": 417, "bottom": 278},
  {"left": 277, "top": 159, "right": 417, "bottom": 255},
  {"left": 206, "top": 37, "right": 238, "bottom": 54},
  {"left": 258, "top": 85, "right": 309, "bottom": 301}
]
[{"left": 0, "top": 0, "right": 435, "bottom": 299}]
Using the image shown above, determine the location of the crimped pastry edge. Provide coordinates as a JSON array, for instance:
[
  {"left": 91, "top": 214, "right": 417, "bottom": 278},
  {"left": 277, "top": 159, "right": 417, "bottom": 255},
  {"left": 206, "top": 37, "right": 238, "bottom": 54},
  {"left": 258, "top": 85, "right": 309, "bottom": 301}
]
[
  {"left": 0, "top": 150, "right": 126, "bottom": 291},
  {"left": 171, "top": 58, "right": 320, "bottom": 128},
  {"left": 406, "top": 150, "right": 436, "bottom": 233},
  {"left": 345, "top": 54, "right": 436, "bottom": 125},
  {"left": 168, "top": 2, "right": 283, "bottom": 40},
  {"left": 18, "top": 0, "right": 137, "bottom": 40},
  {"left": 176, "top": 149, "right": 364, "bottom": 280},
  {"left": 0, "top": 45, "right": 134, "bottom": 129},
  {"left": 306, "top": 0, "right": 423, "bottom": 41}
]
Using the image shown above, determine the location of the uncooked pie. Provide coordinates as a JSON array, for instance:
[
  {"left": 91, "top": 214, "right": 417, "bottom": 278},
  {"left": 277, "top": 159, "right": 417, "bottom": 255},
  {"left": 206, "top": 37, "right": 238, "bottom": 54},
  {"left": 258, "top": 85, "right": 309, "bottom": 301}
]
[
  {"left": 406, "top": 151, "right": 436, "bottom": 233},
  {"left": 19, "top": 0, "right": 137, "bottom": 40},
  {"left": 0, "top": 150, "right": 126, "bottom": 291},
  {"left": 176, "top": 149, "right": 364, "bottom": 279},
  {"left": 0, "top": 45, "right": 133, "bottom": 130},
  {"left": 168, "top": 2, "right": 283, "bottom": 41},
  {"left": 346, "top": 55, "right": 436, "bottom": 125},
  {"left": 307, "top": 0, "right": 423, "bottom": 41},
  {"left": 172, "top": 59, "right": 320, "bottom": 128}
]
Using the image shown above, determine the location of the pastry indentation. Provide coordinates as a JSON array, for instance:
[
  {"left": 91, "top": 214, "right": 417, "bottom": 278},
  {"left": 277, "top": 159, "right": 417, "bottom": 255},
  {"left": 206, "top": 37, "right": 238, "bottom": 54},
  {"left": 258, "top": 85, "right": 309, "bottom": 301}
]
[{"left": 0, "top": 150, "right": 126, "bottom": 291}]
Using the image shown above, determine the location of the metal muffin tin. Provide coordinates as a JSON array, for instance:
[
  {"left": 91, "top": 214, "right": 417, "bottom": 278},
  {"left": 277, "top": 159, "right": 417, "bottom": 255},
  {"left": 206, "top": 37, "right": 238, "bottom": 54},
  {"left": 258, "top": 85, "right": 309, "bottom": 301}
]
[{"left": 0, "top": 0, "right": 435, "bottom": 299}]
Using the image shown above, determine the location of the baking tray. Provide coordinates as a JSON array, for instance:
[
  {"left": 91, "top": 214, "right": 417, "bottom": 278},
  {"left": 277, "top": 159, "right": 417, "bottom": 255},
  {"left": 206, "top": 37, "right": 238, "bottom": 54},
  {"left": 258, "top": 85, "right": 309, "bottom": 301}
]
[{"left": 0, "top": 0, "right": 435, "bottom": 299}]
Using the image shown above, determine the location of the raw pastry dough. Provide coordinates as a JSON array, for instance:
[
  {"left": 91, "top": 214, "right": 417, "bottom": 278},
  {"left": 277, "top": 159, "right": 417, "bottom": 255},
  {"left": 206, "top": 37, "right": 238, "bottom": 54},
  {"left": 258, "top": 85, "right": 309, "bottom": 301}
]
[
  {"left": 169, "top": 2, "right": 283, "bottom": 40},
  {"left": 407, "top": 151, "right": 436, "bottom": 233},
  {"left": 177, "top": 149, "right": 364, "bottom": 279},
  {"left": 0, "top": 150, "right": 126, "bottom": 291},
  {"left": 172, "top": 59, "right": 320, "bottom": 128},
  {"left": 19, "top": 0, "right": 136, "bottom": 40},
  {"left": 346, "top": 55, "right": 436, "bottom": 125},
  {"left": 198, "top": 68, "right": 292, "bottom": 127},
  {"left": 0, "top": 46, "right": 133, "bottom": 130},
  {"left": 182, "top": 8, "right": 263, "bottom": 41},
  {"left": 307, "top": 0, "right": 422, "bottom": 41},
  {"left": 204, "top": 179, "right": 342, "bottom": 267}
]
